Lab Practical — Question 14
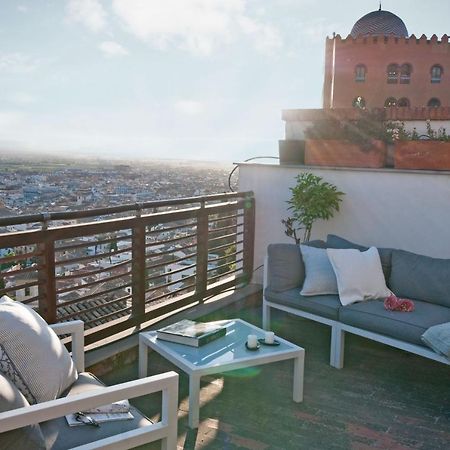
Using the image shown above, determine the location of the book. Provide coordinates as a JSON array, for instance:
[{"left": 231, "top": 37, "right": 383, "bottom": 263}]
[
  {"left": 65, "top": 411, "right": 134, "bottom": 427},
  {"left": 156, "top": 319, "right": 227, "bottom": 347},
  {"left": 82, "top": 399, "right": 130, "bottom": 414}
]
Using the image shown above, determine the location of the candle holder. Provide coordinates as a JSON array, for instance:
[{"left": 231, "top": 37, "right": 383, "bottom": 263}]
[
  {"left": 245, "top": 342, "right": 260, "bottom": 351},
  {"left": 258, "top": 338, "right": 280, "bottom": 346}
]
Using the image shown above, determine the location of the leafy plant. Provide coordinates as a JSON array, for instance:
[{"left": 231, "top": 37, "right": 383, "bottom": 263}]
[
  {"left": 282, "top": 173, "right": 345, "bottom": 243},
  {"left": 387, "top": 120, "right": 450, "bottom": 142},
  {"left": 305, "top": 110, "right": 391, "bottom": 150}
]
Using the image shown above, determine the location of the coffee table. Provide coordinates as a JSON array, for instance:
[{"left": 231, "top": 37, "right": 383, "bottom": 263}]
[{"left": 139, "top": 318, "right": 304, "bottom": 428}]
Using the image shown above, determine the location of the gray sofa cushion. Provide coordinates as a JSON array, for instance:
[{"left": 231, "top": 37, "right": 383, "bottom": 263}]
[
  {"left": 422, "top": 322, "right": 450, "bottom": 358},
  {"left": 389, "top": 250, "right": 450, "bottom": 308},
  {"left": 267, "top": 240, "right": 326, "bottom": 292},
  {"left": 40, "top": 373, "right": 153, "bottom": 450},
  {"left": 339, "top": 299, "right": 450, "bottom": 346},
  {"left": 0, "top": 373, "right": 46, "bottom": 450},
  {"left": 264, "top": 288, "right": 341, "bottom": 320},
  {"left": 326, "top": 234, "right": 393, "bottom": 281}
]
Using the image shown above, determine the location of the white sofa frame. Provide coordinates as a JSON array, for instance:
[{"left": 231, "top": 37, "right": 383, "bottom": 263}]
[
  {"left": 0, "top": 320, "right": 179, "bottom": 450},
  {"left": 262, "top": 256, "right": 449, "bottom": 368}
]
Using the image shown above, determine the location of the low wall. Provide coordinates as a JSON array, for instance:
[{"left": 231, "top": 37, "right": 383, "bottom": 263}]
[{"left": 238, "top": 163, "right": 450, "bottom": 283}]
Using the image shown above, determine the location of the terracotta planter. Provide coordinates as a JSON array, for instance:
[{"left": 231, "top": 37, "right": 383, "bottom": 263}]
[
  {"left": 305, "top": 139, "right": 387, "bottom": 168},
  {"left": 394, "top": 141, "right": 450, "bottom": 170}
]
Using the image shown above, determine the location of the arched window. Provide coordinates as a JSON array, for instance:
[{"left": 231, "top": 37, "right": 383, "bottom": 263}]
[
  {"left": 352, "top": 96, "right": 366, "bottom": 108},
  {"left": 427, "top": 98, "right": 441, "bottom": 108},
  {"left": 400, "top": 63, "right": 412, "bottom": 84},
  {"left": 384, "top": 97, "right": 397, "bottom": 107},
  {"left": 355, "top": 64, "right": 366, "bottom": 82},
  {"left": 397, "top": 98, "right": 410, "bottom": 107},
  {"left": 387, "top": 64, "right": 399, "bottom": 83},
  {"left": 431, "top": 65, "right": 443, "bottom": 83}
]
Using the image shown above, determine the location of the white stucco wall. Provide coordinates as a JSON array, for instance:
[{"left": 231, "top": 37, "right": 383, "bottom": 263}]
[{"left": 238, "top": 164, "right": 450, "bottom": 283}]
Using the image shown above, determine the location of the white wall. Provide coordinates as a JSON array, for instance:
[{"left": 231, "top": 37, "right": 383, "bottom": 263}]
[{"left": 238, "top": 164, "right": 450, "bottom": 283}]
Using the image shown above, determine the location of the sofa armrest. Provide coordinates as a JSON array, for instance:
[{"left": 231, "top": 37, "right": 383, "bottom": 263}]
[
  {"left": 0, "top": 371, "right": 179, "bottom": 450},
  {"left": 49, "top": 320, "right": 85, "bottom": 372}
]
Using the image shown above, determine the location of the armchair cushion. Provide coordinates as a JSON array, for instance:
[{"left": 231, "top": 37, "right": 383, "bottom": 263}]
[
  {"left": 0, "top": 373, "right": 46, "bottom": 450},
  {"left": 0, "top": 296, "right": 77, "bottom": 404}
]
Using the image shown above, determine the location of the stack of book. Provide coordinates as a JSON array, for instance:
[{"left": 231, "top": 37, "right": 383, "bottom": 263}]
[{"left": 156, "top": 319, "right": 228, "bottom": 347}]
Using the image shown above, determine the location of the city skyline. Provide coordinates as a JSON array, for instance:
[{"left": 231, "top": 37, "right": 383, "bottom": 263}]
[{"left": 1, "top": 0, "right": 450, "bottom": 162}]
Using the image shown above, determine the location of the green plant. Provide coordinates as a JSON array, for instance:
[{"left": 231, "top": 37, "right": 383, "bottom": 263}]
[
  {"left": 305, "top": 110, "right": 391, "bottom": 150},
  {"left": 282, "top": 173, "right": 345, "bottom": 243},
  {"left": 388, "top": 120, "right": 450, "bottom": 142}
]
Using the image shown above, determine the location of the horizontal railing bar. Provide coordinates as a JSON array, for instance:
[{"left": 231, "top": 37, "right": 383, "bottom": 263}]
[
  {"left": 145, "top": 232, "right": 197, "bottom": 248},
  {"left": 0, "top": 251, "right": 40, "bottom": 265},
  {"left": 207, "top": 267, "right": 242, "bottom": 284},
  {"left": 146, "top": 263, "right": 197, "bottom": 282},
  {"left": 21, "top": 295, "right": 40, "bottom": 305},
  {"left": 0, "top": 192, "right": 252, "bottom": 227},
  {"left": 56, "top": 271, "right": 132, "bottom": 295},
  {"left": 146, "top": 242, "right": 197, "bottom": 258},
  {"left": 208, "top": 239, "right": 244, "bottom": 254},
  {"left": 0, "top": 280, "right": 40, "bottom": 295},
  {"left": 146, "top": 222, "right": 197, "bottom": 235},
  {"left": 54, "top": 246, "right": 132, "bottom": 267},
  {"left": 56, "top": 235, "right": 131, "bottom": 252},
  {"left": 56, "top": 259, "right": 131, "bottom": 280},
  {"left": 208, "top": 223, "right": 241, "bottom": 235},
  {"left": 0, "top": 265, "right": 39, "bottom": 278},
  {"left": 145, "top": 284, "right": 196, "bottom": 305},
  {"left": 208, "top": 213, "right": 243, "bottom": 224},
  {"left": 84, "top": 306, "right": 132, "bottom": 327},
  {"left": 58, "top": 295, "right": 132, "bottom": 321},
  {"left": 145, "top": 252, "right": 197, "bottom": 271},
  {"left": 56, "top": 282, "right": 132, "bottom": 307},
  {"left": 209, "top": 249, "right": 243, "bottom": 264},
  {"left": 208, "top": 231, "right": 243, "bottom": 246},
  {"left": 207, "top": 258, "right": 243, "bottom": 274},
  {"left": 145, "top": 274, "right": 196, "bottom": 293}
]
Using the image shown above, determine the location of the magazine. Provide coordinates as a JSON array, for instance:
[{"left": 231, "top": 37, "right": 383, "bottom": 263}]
[
  {"left": 156, "top": 319, "right": 228, "bottom": 347},
  {"left": 65, "top": 411, "right": 134, "bottom": 427}
]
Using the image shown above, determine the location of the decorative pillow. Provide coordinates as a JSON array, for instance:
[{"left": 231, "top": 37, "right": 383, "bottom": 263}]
[
  {"left": 300, "top": 245, "right": 338, "bottom": 296},
  {"left": 421, "top": 322, "right": 450, "bottom": 359},
  {"left": 327, "top": 247, "right": 392, "bottom": 306},
  {"left": 0, "top": 373, "right": 46, "bottom": 449},
  {"left": 0, "top": 296, "right": 78, "bottom": 404},
  {"left": 326, "top": 234, "right": 393, "bottom": 281}
]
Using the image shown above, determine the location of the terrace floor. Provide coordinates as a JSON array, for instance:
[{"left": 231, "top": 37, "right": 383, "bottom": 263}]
[{"left": 101, "top": 299, "right": 450, "bottom": 450}]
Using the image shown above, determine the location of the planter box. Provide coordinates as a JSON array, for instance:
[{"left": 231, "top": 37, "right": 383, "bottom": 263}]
[
  {"left": 305, "top": 139, "right": 387, "bottom": 168},
  {"left": 278, "top": 140, "right": 305, "bottom": 165},
  {"left": 394, "top": 141, "right": 450, "bottom": 170}
]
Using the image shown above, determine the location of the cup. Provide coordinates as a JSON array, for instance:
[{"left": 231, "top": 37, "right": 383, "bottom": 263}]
[
  {"left": 247, "top": 334, "right": 258, "bottom": 349},
  {"left": 264, "top": 331, "right": 275, "bottom": 344}
]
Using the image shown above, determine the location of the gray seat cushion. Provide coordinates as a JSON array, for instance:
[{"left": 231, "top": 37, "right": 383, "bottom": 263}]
[
  {"left": 267, "top": 240, "right": 326, "bottom": 292},
  {"left": 339, "top": 299, "right": 450, "bottom": 346},
  {"left": 264, "top": 288, "right": 341, "bottom": 320},
  {"left": 0, "top": 373, "right": 46, "bottom": 450},
  {"left": 389, "top": 249, "right": 450, "bottom": 308},
  {"left": 40, "top": 373, "right": 153, "bottom": 450},
  {"left": 326, "top": 234, "right": 393, "bottom": 281}
]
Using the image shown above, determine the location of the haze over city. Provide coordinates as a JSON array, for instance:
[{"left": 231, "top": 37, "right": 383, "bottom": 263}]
[{"left": 1, "top": 0, "right": 450, "bottom": 162}]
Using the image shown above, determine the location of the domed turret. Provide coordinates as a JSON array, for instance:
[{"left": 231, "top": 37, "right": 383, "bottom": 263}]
[{"left": 350, "top": 8, "right": 408, "bottom": 38}]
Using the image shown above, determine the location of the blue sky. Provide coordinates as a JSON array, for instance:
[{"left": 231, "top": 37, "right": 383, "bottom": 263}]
[{"left": 1, "top": 0, "right": 450, "bottom": 162}]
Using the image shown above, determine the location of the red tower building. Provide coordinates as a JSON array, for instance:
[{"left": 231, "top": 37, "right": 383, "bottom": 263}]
[{"left": 323, "top": 7, "right": 450, "bottom": 109}]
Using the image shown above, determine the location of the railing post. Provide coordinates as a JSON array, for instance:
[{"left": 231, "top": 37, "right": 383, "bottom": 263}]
[
  {"left": 37, "top": 214, "right": 57, "bottom": 323},
  {"left": 242, "top": 194, "right": 255, "bottom": 285},
  {"left": 132, "top": 206, "right": 146, "bottom": 318},
  {"left": 195, "top": 199, "right": 208, "bottom": 302}
]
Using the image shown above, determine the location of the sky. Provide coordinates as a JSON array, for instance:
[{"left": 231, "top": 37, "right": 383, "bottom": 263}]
[{"left": 1, "top": 0, "right": 450, "bottom": 162}]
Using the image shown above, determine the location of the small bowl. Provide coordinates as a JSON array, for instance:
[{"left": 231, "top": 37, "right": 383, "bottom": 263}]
[
  {"left": 245, "top": 342, "right": 260, "bottom": 351},
  {"left": 258, "top": 338, "right": 280, "bottom": 346}
]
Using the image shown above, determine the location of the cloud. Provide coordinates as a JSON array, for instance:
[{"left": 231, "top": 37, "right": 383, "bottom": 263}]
[
  {"left": 98, "top": 41, "right": 129, "bottom": 57},
  {"left": 0, "top": 53, "right": 39, "bottom": 74},
  {"left": 112, "top": 0, "right": 282, "bottom": 55},
  {"left": 174, "top": 100, "right": 205, "bottom": 115},
  {"left": 67, "top": 0, "right": 107, "bottom": 33},
  {"left": 17, "top": 5, "right": 29, "bottom": 13},
  {"left": 7, "top": 92, "right": 37, "bottom": 105}
]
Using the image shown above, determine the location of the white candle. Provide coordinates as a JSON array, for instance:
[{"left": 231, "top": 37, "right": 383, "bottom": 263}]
[
  {"left": 247, "top": 334, "right": 258, "bottom": 348},
  {"left": 265, "top": 331, "right": 275, "bottom": 344}
]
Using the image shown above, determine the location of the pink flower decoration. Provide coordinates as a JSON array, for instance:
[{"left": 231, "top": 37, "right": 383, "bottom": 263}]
[{"left": 384, "top": 294, "right": 415, "bottom": 312}]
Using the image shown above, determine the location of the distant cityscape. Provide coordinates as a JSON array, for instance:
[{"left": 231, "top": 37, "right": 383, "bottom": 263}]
[{"left": 0, "top": 153, "right": 234, "bottom": 218}]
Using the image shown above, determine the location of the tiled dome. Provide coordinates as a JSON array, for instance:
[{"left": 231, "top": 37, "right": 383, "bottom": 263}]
[{"left": 351, "top": 9, "right": 408, "bottom": 38}]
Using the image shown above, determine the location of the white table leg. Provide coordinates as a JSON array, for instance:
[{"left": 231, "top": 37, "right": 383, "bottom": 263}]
[
  {"left": 188, "top": 374, "right": 201, "bottom": 429},
  {"left": 293, "top": 351, "right": 304, "bottom": 403},
  {"left": 138, "top": 338, "right": 148, "bottom": 379}
]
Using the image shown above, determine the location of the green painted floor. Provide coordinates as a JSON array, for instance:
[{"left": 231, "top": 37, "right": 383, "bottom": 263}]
[{"left": 101, "top": 304, "right": 450, "bottom": 450}]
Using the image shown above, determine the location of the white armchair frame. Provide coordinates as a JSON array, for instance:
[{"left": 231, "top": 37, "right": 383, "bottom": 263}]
[{"left": 0, "top": 320, "right": 179, "bottom": 450}]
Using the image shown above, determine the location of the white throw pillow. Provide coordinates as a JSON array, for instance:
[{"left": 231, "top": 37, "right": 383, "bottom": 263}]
[
  {"left": 0, "top": 296, "right": 78, "bottom": 404},
  {"left": 327, "top": 247, "right": 392, "bottom": 306},
  {"left": 300, "top": 245, "right": 338, "bottom": 296}
]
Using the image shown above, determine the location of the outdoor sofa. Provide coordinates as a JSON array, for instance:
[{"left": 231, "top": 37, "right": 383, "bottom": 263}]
[
  {"left": 0, "top": 296, "right": 179, "bottom": 450},
  {"left": 263, "top": 235, "right": 450, "bottom": 368}
]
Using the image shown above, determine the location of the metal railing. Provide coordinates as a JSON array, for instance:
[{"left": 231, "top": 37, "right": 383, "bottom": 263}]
[{"left": 0, "top": 192, "right": 255, "bottom": 345}]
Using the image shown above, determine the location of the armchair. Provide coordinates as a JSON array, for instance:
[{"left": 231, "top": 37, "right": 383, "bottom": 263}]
[{"left": 0, "top": 307, "right": 178, "bottom": 450}]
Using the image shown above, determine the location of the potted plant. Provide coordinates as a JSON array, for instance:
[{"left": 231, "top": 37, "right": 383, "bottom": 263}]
[
  {"left": 304, "top": 110, "right": 390, "bottom": 168},
  {"left": 282, "top": 173, "right": 344, "bottom": 243},
  {"left": 393, "top": 121, "right": 450, "bottom": 170}
]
